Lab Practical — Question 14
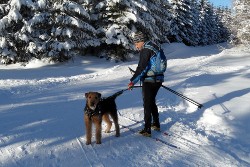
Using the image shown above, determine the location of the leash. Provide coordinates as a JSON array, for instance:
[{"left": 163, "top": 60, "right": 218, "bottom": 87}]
[
  {"left": 108, "top": 86, "right": 142, "bottom": 99},
  {"left": 84, "top": 86, "right": 142, "bottom": 119}
]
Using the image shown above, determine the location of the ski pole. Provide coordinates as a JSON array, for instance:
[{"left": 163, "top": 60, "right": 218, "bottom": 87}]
[
  {"left": 128, "top": 67, "right": 203, "bottom": 109},
  {"left": 161, "top": 85, "right": 203, "bottom": 109},
  {"left": 128, "top": 67, "right": 135, "bottom": 73}
]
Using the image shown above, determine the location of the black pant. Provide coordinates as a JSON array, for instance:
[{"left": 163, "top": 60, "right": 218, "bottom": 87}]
[{"left": 142, "top": 82, "right": 162, "bottom": 130}]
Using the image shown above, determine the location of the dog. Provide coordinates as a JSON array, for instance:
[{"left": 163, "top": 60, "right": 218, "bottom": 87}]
[{"left": 84, "top": 91, "right": 121, "bottom": 145}]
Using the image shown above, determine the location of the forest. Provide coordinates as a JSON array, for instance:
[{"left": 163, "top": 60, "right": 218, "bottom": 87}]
[{"left": 0, "top": 0, "right": 249, "bottom": 64}]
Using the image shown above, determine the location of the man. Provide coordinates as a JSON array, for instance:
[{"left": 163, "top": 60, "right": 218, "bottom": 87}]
[{"left": 128, "top": 31, "right": 163, "bottom": 137}]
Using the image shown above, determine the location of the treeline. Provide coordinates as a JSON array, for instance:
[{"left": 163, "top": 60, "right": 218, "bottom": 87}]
[
  {"left": 230, "top": 0, "right": 250, "bottom": 46},
  {"left": 0, "top": 0, "right": 232, "bottom": 64}
]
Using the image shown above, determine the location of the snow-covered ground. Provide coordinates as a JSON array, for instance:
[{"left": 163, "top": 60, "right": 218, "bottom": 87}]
[{"left": 0, "top": 43, "right": 249, "bottom": 167}]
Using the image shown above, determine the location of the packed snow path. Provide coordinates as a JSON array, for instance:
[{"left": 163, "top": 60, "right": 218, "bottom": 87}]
[{"left": 0, "top": 43, "right": 249, "bottom": 167}]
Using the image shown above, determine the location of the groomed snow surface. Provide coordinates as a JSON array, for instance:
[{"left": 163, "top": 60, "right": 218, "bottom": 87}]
[{"left": 0, "top": 43, "right": 249, "bottom": 167}]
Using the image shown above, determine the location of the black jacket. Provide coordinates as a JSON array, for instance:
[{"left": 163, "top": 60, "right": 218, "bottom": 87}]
[{"left": 130, "top": 41, "right": 161, "bottom": 84}]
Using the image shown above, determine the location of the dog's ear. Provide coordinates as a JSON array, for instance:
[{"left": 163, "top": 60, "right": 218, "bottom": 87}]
[
  {"left": 85, "top": 93, "right": 89, "bottom": 98},
  {"left": 98, "top": 93, "right": 101, "bottom": 98}
]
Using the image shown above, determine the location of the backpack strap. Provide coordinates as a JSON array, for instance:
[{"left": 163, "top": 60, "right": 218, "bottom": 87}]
[
  {"left": 143, "top": 41, "right": 165, "bottom": 82},
  {"left": 143, "top": 41, "right": 159, "bottom": 55}
]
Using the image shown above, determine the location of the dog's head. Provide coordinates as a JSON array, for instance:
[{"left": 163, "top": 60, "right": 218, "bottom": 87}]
[{"left": 85, "top": 92, "right": 101, "bottom": 110}]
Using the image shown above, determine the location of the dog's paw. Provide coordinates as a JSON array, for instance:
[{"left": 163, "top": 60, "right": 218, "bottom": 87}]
[
  {"left": 86, "top": 141, "right": 91, "bottom": 145},
  {"left": 104, "top": 130, "right": 111, "bottom": 133},
  {"left": 115, "top": 133, "right": 120, "bottom": 137},
  {"left": 96, "top": 141, "right": 102, "bottom": 144}
]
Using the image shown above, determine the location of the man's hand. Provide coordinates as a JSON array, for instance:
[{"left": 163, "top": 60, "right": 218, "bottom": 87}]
[{"left": 128, "top": 82, "right": 134, "bottom": 90}]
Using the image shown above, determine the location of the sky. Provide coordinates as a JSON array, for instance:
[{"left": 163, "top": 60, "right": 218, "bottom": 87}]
[{"left": 209, "top": 0, "right": 232, "bottom": 7}]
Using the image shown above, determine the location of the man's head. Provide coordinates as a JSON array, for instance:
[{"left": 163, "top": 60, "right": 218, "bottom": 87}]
[{"left": 133, "top": 31, "right": 146, "bottom": 50}]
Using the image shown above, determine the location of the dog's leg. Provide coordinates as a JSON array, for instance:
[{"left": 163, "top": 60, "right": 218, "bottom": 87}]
[
  {"left": 102, "top": 114, "right": 112, "bottom": 133},
  {"left": 110, "top": 112, "right": 120, "bottom": 137},
  {"left": 93, "top": 116, "right": 102, "bottom": 144},
  {"left": 84, "top": 115, "right": 92, "bottom": 145}
]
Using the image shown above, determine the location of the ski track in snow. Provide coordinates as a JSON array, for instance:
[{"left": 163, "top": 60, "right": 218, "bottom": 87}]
[
  {"left": 0, "top": 65, "right": 121, "bottom": 95},
  {"left": 76, "top": 137, "right": 104, "bottom": 167},
  {"left": 1, "top": 45, "right": 249, "bottom": 167}
]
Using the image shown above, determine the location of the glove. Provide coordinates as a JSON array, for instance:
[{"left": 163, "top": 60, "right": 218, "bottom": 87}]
[{"left": 128, "top": 82, "right": 134, "bottom": 90}]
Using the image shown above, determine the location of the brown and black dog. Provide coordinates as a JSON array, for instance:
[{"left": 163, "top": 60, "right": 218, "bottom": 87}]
[{"left": 84, "top": 92, "right": 120, "bottom": 145}]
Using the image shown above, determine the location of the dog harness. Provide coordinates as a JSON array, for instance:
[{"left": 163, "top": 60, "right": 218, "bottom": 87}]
[{"left": 84, "top": 103, "right": 102, "bottom": 120}]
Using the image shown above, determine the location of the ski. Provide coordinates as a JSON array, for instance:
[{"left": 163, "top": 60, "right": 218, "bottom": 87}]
[
  {"left": 119, "top": 113, "right": 180, "bottom": 138},
  {"left": 120, "top": 124, "right": 180, "bottom": 149},
  {"left": 119, "top": 113, "right": 173, "bottom": 137},
  {"left": 118, "top": 113, "right": 199, "bottom": 148},
  {"left": 154, "top": 136, "right": 180, "bottom": 149}
]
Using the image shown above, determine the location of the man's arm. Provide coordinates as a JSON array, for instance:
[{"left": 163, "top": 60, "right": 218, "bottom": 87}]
[{"left": 130, "top": 48, "right": 153, "bottom": 84}]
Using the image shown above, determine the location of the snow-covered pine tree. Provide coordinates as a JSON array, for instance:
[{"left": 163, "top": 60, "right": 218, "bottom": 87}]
[
  {"left": 0, "top": 0, "right": 33, "bottom": 64},
  {"left": 214, "top": 6, "right": 231, "bottom": 43},
  {"left": 20, "top": 0, "right": 54, "bottom": 62},
  {"left": 0, "top": 0, "right": 99, "bottom": 64},
  {"left": 221, "top": 7, "right": 233, "bottom": 39},
  {"left": 140, "top": 0, "right": 172, "bottom": 44},
  {"left": 232, "top": 0, "right": 250, "bottom": 45},
  {"left": 0, "top": 0, "right": 234, "bottom": 64},
  {"left": 84, "top": 0, "right": 172, "bottom": 61},
  {"left": 206, "top": 4, "right": 219, "bottom": 45},
  {"left": 0, "top": 0, "right": 55, "bottom": 64},
  {"left": 189, "top": 0, "right": 200, "bottom": 46},
  {"left": 130, "top": 0, "right": 156, "bottom": 41},
  {"left": 198, "top": 0, "right": 210, "bottom": 45},
  {"left": 168, "top": 3, "right": 182, "bottom": 43},
  {"left": 170, "top": 0, "right": 200, "bottom": 46},
  {"left": 49, "top": 0, "right": 100, "bottom": 61},
  {"left": 83, "top": 0, "right": 139, "bottom": 61}
]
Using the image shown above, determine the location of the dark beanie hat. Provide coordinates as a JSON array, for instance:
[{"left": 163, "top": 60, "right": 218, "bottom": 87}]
[{"left": 133, "top": 31, "right": 145, "bottom": 43}]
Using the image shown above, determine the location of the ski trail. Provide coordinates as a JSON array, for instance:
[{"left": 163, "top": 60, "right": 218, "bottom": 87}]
[
  {"left": 118, "top": 112, "right": 201, "bottom": 150},
  {"left": 76, "top": 138, "right": 92, "bottom": 167},
  {"left": 0, "top": 65, "right": 120, "bottom": 89},
  {"left": 76, "top": 137, "right": 104, "bottom": 167}
]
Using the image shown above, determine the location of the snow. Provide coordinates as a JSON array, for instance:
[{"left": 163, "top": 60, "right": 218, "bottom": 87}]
[{"left": 1, "top": 43, "right": 250, "bottom": 167}]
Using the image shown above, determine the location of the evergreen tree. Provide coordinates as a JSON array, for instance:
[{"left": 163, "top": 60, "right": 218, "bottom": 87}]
[
  {"left": 140, "top": 0, "right": 172, "bottom": 44},
  {"left": 84, "top": 0, "right": 172, "bottom": 60},
  {"left": 206, "top": 4, "right": 219, "bottom": 44},
  {"left": 198, "top": 0, "right": 210, "bottom": 45},
  {"left": 189, "top": 0, "right": 200, "bottom": 46},
  {"left": 0, "top": 0, "right": 99, "bottom": 64},
  {"left": 0, "top": 0, "right": 234, "bottom": 64},
  {"left": 170, "top": 0, "right": 188, "bottom": 44},
  {"left": 50, "top": 0, "right": 100, "bottom": 61},
  {"left": 170, "top": 0, "right": 200, "bottom": 46},
  {"left": 0, "top": 0, "right": 32, "bottom": 64},
  {"left": 232, "top": 0, "right": 250, "bottom": 45},
  {"left": 83, "top": 0, "right": 138, "bottom": 61},
  {"left": 215, "top": 7, "right": 231, "bottom": 43}
]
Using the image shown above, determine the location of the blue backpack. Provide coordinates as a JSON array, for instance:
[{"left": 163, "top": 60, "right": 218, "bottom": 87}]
[{"left": 144, "top": 42, "right": 167, "bottom": 77}]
